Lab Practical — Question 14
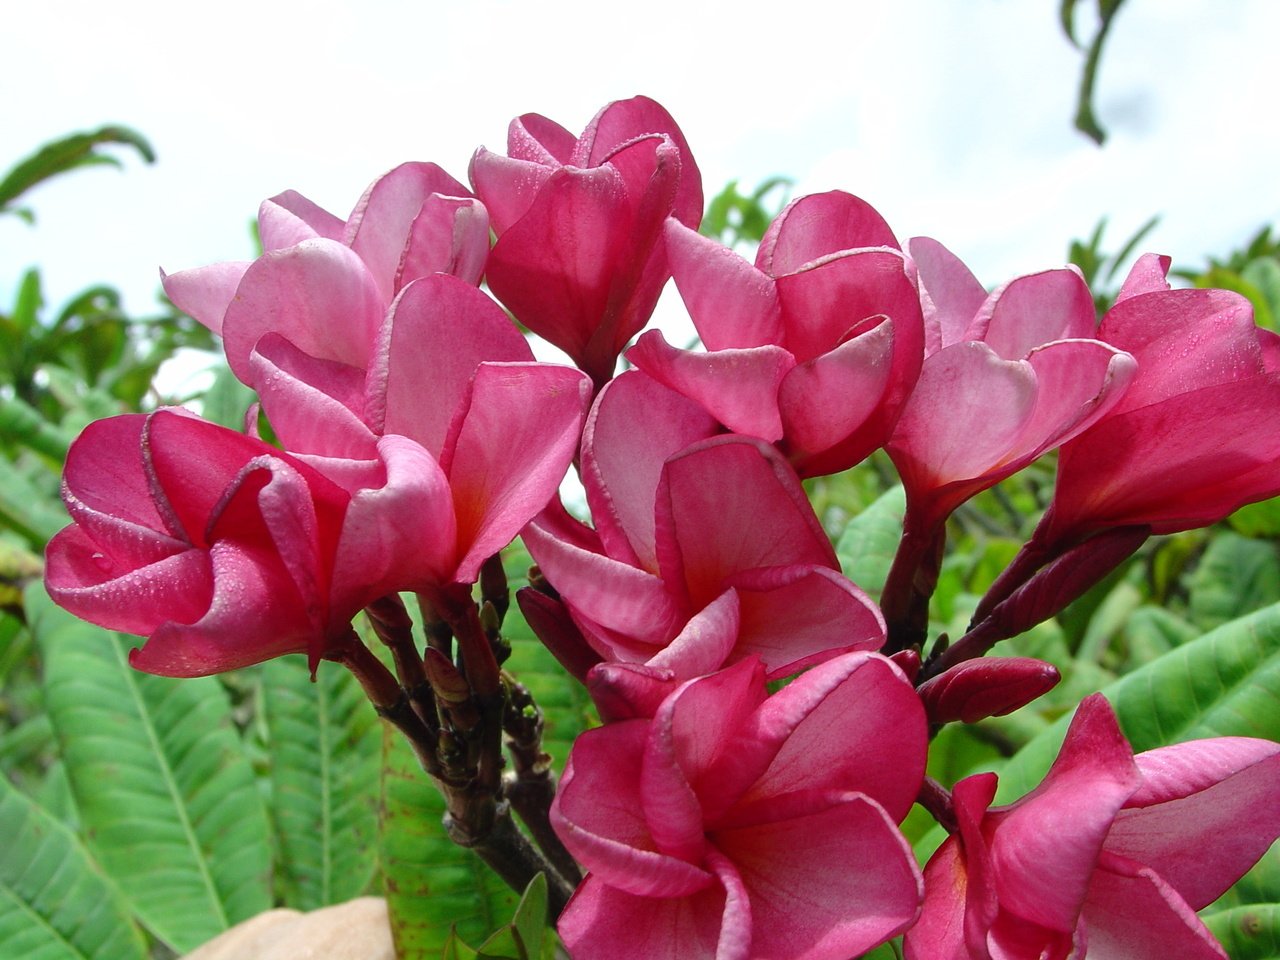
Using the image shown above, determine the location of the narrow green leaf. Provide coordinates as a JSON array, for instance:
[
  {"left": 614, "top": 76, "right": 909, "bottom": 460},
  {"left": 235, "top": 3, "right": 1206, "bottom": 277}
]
[
  {"left": 835, "top": 484, "right": 906, "bottom": 600},
  {"left": 0, "top": 127, "right": 155, "bottom": 214},
  {"left": 0, "top": 394, "right": 74, "bottom": 461},
  {"left": 0, "top": 458, "right": 68, "bottom": 547},
  {"left": 1202, "top": 904, "right": 1280, "bottom": 959},
  {"left": 473, "top": 872, "right": 547, "bottom": 959},
  {"left": 261, "top": 655, "right": 382, "bottom": 910},
  {"left": 379, "top": 726, "right": 517, "bottom": 960},
  {"left": 0, "top": 772, "right": 148, "bottom": 960},
  {"left": 27, "top": 585, "right": 273, "bottom": 953}
]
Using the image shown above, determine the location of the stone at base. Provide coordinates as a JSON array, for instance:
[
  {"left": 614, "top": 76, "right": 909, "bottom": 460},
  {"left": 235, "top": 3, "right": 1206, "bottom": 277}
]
[{"left": 181, "top": 897, "right": 395, "bottom": 960}]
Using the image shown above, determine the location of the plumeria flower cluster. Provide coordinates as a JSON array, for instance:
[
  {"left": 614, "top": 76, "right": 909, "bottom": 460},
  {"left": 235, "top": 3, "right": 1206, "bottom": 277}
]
[{"left": 44, "top": 95, "right": 1280, "bottom": 959}]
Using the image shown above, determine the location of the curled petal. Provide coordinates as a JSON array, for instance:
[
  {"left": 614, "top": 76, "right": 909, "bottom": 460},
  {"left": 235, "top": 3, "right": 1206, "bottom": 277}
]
[
  {"left": 398, "top": 194, "right": 490, "bottom": 287},
  {"left": 758, "top": 191, "right": 899, "bottom": 277},
  {"left": 905, "top": 839, "right": 971, "bottom": 960},
  {"left": 907, "top": 236, "right": 987, "bottom": 355},
  {"left": 468, "top": 148, "right": 556, "bottom": 234},
  {"left": 556, "top": 873, "right": 729, "bottom": 960},
  {"left": 258, "top": 190, "right": 344, "bottom": 251},
  {"left": 160, "top": 261, "right": 251, "bottom": 336},
  {"left": 967, "top": 267, "right": 1096, "bottom": 358}
]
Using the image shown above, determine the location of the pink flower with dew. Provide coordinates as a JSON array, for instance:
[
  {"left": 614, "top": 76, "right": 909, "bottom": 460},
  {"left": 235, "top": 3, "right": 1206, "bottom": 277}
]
[{"left": 552, "top": 653, "right": 927, "bottom": 960}]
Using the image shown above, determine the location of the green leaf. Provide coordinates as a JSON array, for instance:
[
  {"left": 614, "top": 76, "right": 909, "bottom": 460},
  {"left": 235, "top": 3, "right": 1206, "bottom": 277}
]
[
  {"left": 379, "top": 725, "right": 518, "bottom": 960},
  {"left": 835, "top": 484, "right": 906, "bottom": 600},
  {"left": 996, "top": 600, "right": 1280, "bottom": 801},
  {"left": 1188, "top": 532, "right": 1280, "bottom": 629},
  {"left": 27, "top": 584, "right": 273, "bottom": 952},
  {"left": 198, "top": 363, "right": 257, "bottom": 430},
  {"left": 1202, "top": 904, "right": 1280, "bottom": 959},
  {"left": 0, "top": 457, "right": 68, "bottom": 547},
  {"left": 0, "top": 127, "right": 155, "bottom": 215},
  {"left": 473, "top": 872, "right": 546, "bottom": 959},
  {"left": 0, "top": 772, "right": 148, "bottom": 960},
  {"left": 260, "top": 655, "right": 382, "bottom": 910},
  {"left": 1229, "top": 498, "right": 1280, "bottom": 539}
]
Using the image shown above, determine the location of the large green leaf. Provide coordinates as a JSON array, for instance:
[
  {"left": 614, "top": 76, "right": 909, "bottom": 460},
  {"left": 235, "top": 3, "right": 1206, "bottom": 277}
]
[
  {"left": 836, "top": 484, "right": 905, "bottom": 600},
  {"left": 1202, "top": 905, "right": 1280, "bottom": 959},
  {"left": 1188, "top": 532, "right": 1280, "bottom": 630},
  {"left": 260, "top": 655, "right": 382, "bottom": 910},
  {"left": 27, "top": 585, "right": 272, "bottom": 953},
  {"left": 0, "top": 772, "right": 147, "bottom": 960},
  {"left": 379, "top": 725, "right": 517, "bottom": 959},
  {"left": 996, "top": 600, "right": 1280, "bottom": 801}
]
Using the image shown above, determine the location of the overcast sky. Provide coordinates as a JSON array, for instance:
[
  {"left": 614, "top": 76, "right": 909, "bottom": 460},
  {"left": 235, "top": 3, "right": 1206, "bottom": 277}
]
[{"left": 4, "top": 0, "right": 1278, "bottom": 330}]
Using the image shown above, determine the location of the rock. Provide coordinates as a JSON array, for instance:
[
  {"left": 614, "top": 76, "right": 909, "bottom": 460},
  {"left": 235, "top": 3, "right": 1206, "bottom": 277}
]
[{"left": 182, "top": 897, "right": 396, "bottom": 960}]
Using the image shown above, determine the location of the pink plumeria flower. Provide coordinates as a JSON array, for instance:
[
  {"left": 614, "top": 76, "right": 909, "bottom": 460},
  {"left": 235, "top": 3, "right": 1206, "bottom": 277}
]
[
  {"left": 628, "top": 191, "right": 924, "bottom": 477},
  {"left": 552, "top": 652, "right": 927, "bottom": 960},
  {"left": 523, "top": 371, "right": 884, "bottom": 718},
  {"left": 470, "top": 95, "right": 702, "bottom": 388},
  {"left": 906, "top": 693, "right": 1280, "bottom": 959}
]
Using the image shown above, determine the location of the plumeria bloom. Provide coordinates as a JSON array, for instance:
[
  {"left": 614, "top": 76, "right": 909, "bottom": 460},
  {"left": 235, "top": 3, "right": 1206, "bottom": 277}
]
[
  {"left": 905, "top": 694, "right": 1280, "bottom": 959},
  {"left": 523, "top": 371, "right": 884, "bottom": 717},
  {"left": 46, "top": 410, "right": 403, "bottom": 675},
  {"left": 470, "top": 95, "right": 702, "bottom": 388},
  {"left": 975, "top": 254, "right": 1280, "bottom": 622},
  {"left": 628, "top": 191, "right": 924, "bottom": 478},
  {"left": 552, "top": 653, "right": 927, "bottom": 960}
]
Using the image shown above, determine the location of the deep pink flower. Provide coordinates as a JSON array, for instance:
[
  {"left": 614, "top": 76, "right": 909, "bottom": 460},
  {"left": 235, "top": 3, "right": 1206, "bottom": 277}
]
[
  {"left": 905, "top": 694, "right": 1280, "bottom": 959},
  {"left": 552, "top": 653, "right": 927, "bottom": 960},
  {"left": 162, "top": 161, "right": 488, "bottom": 332},
  {"left": 523, "top": 372, "right": 884, "bottom": 715},
  {"left": 628, "top": 191, "right": 924, "bottom": 477},
  {"left": 470, "top": 96, "right": 702, "bottom": 388}
]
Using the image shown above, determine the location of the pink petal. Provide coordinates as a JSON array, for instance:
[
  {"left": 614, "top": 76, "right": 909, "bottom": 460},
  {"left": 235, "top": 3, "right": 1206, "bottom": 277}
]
[
  {"left": 713, "top": 792, "right": 921, "bottom": 960},
  {"left": 367, "top": 275, "right": 531, "bottom": 457},
  {"left": 553, "top": 721, "right": 714, "bottom": 898},
  {"left": 904, "top": 839, "right": 971, "bottom": 960},
  {"left": 508, "top": 112, "right": 576, "bottom": 164},
  {"left": 665, "top": 218, "right": 784, "bottom": 350},
  {"left": 581, "top": 370, "right": 720, "bottom": 570},
  {"left": 655, "top": 437, "right": 835, "bottom": 609},
  {"left": 627, "top": 331, "right": 792, "bottom": 441},
  {"left": 220, "top": 238, "right": 384, "bottom": 382},
  {"left": 986, "top": 694, "right": 1140, "bottom": 932},
  {"left": 906, "top": 236, "right": 987, "bottom": 355},
  {"left": 397, "top": 194, "right": 490, "bottom": 288},
  {"left": 731, "top": 566, "right": 885, "bottom": 677},
  {"left": 467, "top": 148, "right": 556, "bottom": 234},
  {"left": 758, "top": 191, "right": 899, "bottom": 277},
  {"left": 1105, "top": 738, "right": 1280, "bottom": 908},
  {"left": 663, "top": 658, "right": 769, "bottom": 798},
  {"left": 774, "top": 247, "right": 921, "bottom": 364},
  {"left": 966, "top": 268, "right": 1096, "bottom": 358},
  {"left": 61, "top": 414, "right": 173, "bottom": 540},
  {"left": 1115, "top": 252, "right": 1172, "bottom": 303},
  {"left": 1082, "top": 853, "right": 1229, "bottom": 960},
  {"left": 556, "top": 873, "right": 729, "bottom": 960},
  {"left": 644, "top": 695, "right": 712, "bottom": 863},
  {"left": 160, "top": 262, "right": 251, "bottom": 336},
  {"left": 442, "top": 362, "right": 590, "bottom": 583},
  {"left": 258, "top": 190, "right": 344, "bottom": 251}
]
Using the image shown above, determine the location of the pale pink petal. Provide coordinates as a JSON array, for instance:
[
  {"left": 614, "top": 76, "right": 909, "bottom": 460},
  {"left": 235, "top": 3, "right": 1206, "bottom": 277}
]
[
  {"left": 731, "top": 566, "right": 885, "bottom": 677},
  {"left": 160, "top": 261, "right": 251, "bottom": 336},
  {"left": 258, "top": 190, "right": 344, "bottom": 250},
  {"left": 368, "top": 275, "right": 531, "bottom": 456},
  {"left": 655, "top": 437, "right": 835, "bottom": 609},
  {"left": 713, "top": 793, "right": 921, "bottom": 960},
  {"left": 758, "top": 191, "right": 898, "bottom": 277},
  {"left": 220, "top": 238, "right": 383, "bottom": 381},
  {"left": 967, "top": 268, "right": 1096, "bottom": 358},
  {"left": 442, "top": 362, "right": 590, "bottom": 583},
  {"left": 552, "top": 721, "right": 714, "bottom": 898},
  {"left": 1082, "top": 853, "right": 1229, "bottom": 960},
  {"left": 467, "top": 148, "right": 556, "bottom": 234},
  {"left": 665, "top": 218, "right": 784, "bottom": 350},
  {"left": 986, "top": 694, "right": 1140, "bottom": 931},
  {"left": 397, "top": 194, "right": 490, "bottom": 288},
  {"left": 1105, "top": 738, "right": 1280, "bottom": 908},
  {"left": 906, "top": 236, "right": 987, "bottom": 355},
  {"left": 556, "top": 874, "right": 727, "bottom": 960},
  {"left": 1115, "top": 253, "right": 1172, "bottom": 303},
  {"left": 581, "top": 370, "right": 720, "bottom": 570},
  {"left": 904, "top": 839, "right": 972, "bottom": 960},
  {"left": 628, "top": 331, "right": 792, "bottom": 441}
]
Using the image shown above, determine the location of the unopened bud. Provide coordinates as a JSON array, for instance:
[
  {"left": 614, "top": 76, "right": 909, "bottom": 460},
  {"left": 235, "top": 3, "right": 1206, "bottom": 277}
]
[
  {"left": 516, "top": 586, "right": 601, "bottom": 683},
  {"left": 917, "top": 656, "right": 1060, "bottom": 725}
]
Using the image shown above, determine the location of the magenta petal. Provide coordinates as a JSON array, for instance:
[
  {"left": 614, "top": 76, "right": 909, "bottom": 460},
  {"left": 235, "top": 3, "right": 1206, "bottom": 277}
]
[
  {"left": 1115, "top": 252, "right": 1172, "bottom": 302},
  {"left": 220, "top": 238, "right": 383, "bottom": 382},
  {"left": 758, "top": 191, "right": 899, "bottom": 277},
  {"left": 904, "top": 839, "right": 970, "bottom": 960},
  {"left": 443, "top": 362, "right": 590, "bottom": 583},
  {"left": 160, "top": 261, "right": 251, "bottom": 336},
  {"left": 331, "top": 436, "right": 457, "bottom": 604},
  {"left": 906, "top": 236, "right": 987, "bottom": 355},
  {"left": 369, "top": 275, "right": 531, "bottom": 456},
  {"left": 628, "top": 331, "right": 792, "bottom": 441},
  {"left": 62, "top": 414, "right": 169, "bottom": 536},
  {"left": 45, "top": 528, "right": 212, "bottom": 637},
  {"left": 665, "top": 658, "right": 769, "bottom": 797},
  {"left": 716, "top": 793, "right": 921, "bottom": 960},
  {"left": 656, "top": 437, "right": 835, "bottom": 608},
  {"left": 1082, "top": 853, "right": 1229, "bottom": 960},
  {"left": 258, "top": 190, "right": 344, "bottom": 251},
  {"left": 987, "top": 694, "right": 1140, "bottom": 931},
  {"left": 649, "top": 589, "right": 741, "bottom": 678},
  {"left": 398, "top": 194, "right": 490, "bottom": 288},
  {"left": 665, "top": 218, "right": 784, "bottom": 350},
  {"left": 468, "top": 148, "right": 556, "bottom": 234},
  {"left": 581, "top": 370, "right": 720, "bottom": 570},
  {"left": 968, "top": 268, "right": 1096, "bottom": 358},
  {"left": 643, "top": 697, "right": 711, "bottom": 863},
  {"left": 731, "top": 566, "right": 885, "bottom": 677},
  {"left": 508, "top": 112, "right": 576, "bottom": 164},
  {"left": 556, "top": 874, "right": 727, "bottom": 960},
  {"left": 553, "top": 721, "right": 714, "bottom": 898},
  {"left": 1105, "top": 738, "right": 1280, "bottom": 908},
  {"left": 1011, "top": 339, "right": 1138, "bottom": 457},
  {"left": 588, "top": 663, "right": 677, "bottom": 723}
]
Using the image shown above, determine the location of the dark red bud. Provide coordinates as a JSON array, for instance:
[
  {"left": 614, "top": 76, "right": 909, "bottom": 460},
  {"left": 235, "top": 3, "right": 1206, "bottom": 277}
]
[{"left": 917, "top": 656, "right": 1060, "bottom": 725}]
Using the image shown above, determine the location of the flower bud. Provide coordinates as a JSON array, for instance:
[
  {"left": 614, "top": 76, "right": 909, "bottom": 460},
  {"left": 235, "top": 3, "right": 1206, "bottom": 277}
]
[{"left": 917, "top": 656, "right": 1060, "bottom": 725}]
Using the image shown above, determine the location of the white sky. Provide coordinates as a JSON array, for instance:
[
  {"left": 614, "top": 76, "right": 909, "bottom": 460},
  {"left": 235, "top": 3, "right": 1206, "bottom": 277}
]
[{"left": 3, "top": 0, "right": 1278, "bottom": 329}]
